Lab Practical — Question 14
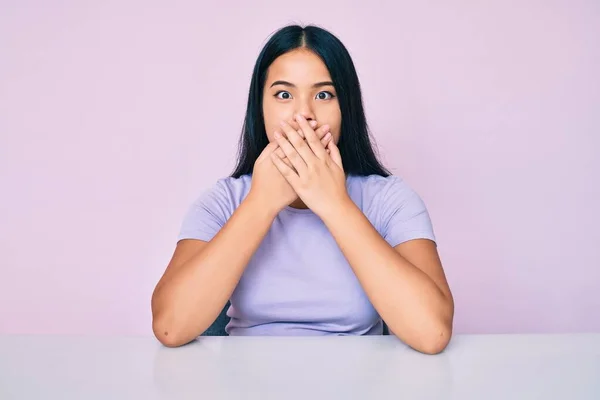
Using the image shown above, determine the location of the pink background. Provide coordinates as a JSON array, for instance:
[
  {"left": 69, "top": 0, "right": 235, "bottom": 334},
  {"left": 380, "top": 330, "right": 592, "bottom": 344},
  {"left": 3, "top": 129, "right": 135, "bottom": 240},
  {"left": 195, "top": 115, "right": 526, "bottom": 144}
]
[{"left": 1, "top": 1, "right": 598, "bottom": 335}]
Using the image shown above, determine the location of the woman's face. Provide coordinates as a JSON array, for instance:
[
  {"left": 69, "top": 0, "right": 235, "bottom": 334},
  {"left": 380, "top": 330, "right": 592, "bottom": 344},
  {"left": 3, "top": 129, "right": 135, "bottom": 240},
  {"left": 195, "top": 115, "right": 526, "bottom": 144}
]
[{"left": 262, "top": 49, "right": 342, "bottom": 144}]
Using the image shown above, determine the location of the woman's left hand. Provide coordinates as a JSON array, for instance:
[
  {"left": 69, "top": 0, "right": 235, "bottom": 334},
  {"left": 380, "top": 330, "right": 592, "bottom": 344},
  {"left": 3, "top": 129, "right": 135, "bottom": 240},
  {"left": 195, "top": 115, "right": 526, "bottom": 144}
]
[{"left": 270, "top": 114, "right": 350, "bottom": 218}]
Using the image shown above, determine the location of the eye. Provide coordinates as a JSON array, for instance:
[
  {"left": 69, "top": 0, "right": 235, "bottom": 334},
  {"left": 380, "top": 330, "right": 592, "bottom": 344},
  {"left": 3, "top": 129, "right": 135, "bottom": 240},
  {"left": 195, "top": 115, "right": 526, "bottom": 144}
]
[
  {"left": 275, "top": 91, "right": 292, "bottom": 100},
  {"left": 316, "top": 91, "right": 335, "bottom": 100}
]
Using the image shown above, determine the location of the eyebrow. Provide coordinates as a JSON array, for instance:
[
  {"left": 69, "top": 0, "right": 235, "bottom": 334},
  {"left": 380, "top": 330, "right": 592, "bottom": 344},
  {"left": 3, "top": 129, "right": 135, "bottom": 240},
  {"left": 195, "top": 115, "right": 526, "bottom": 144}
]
[{"left": 269, "top": 80, "right": 335, "bottom": 89}]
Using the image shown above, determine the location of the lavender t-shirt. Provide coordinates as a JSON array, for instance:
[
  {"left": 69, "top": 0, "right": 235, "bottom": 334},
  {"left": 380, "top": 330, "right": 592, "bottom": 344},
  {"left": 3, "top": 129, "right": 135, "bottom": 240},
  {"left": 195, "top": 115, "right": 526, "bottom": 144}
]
[{"left": 178, "top": 174, "right": 436, "bottom": 336}]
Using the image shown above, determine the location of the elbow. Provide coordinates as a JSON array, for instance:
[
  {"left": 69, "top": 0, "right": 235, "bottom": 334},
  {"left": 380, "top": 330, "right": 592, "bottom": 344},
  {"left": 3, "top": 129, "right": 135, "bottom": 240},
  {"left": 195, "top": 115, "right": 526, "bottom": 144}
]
[
  {"left": 389, "top": 301, "right": 454, "bottom": 354},
  {"left": 151, "top": 290, "right": 196, "bottom": 348},
  {"left": 417, "top": 332, "right": 451, "bottom": 355},
  {"left": 417, "top": 295, "right": 454, "bottom": 354},
  {"left": 390, "top": 316, "right": 453, "bottom": 355},
  {"left": 151, "top": 298, "right": 201, "bottom": 347},
  {"left": 153, "top": 330, "right": 187, "bottom": 348},
  {"left": 414, "top": 324, "right": 452, "bottom": 355},
  {"left": 152, "top": 316, "right": 196, "bottom": 348},
  {"left": 151, "top": 292, "right": 214, "bottom": 348}
]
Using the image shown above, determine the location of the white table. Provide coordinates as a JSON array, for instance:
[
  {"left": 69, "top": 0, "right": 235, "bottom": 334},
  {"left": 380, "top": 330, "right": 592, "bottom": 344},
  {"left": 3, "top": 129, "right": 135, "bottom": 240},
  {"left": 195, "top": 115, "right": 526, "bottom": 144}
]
[{"left": 0, "top": 334, "right": 599, "bottom": 399}]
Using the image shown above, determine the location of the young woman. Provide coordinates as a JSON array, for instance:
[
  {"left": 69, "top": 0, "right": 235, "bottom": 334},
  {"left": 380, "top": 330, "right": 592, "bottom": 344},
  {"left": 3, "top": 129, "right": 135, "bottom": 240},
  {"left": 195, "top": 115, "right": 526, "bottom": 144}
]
[{"left": 151, "top": 24, "right": 454, "bottom": 354}]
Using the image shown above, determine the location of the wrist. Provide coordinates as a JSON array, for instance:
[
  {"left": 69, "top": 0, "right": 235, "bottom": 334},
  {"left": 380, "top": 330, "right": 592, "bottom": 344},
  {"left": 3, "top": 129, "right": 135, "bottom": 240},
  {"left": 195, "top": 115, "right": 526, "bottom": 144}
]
[
  {"left": 317, "top": 195, "right": 357, "bottom": 225},
  {"left": 243, "top": 191, "right": 281, "bottom": 220}
]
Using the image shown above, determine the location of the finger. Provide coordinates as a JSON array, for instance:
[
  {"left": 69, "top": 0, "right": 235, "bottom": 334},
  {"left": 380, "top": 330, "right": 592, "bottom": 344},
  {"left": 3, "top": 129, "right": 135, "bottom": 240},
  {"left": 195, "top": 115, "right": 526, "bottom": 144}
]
[
  {"left": 280, "top": 120, "right": 314, "bottom": 159},
  {"left": 274, "top": 146, "right": 292, "bottom": 164},
  {"left": 275, "top": 147, "right": 285, "bottom": 159},
  {"left": 326, "top": 140, "right": 343, "bottom": 169},
  {"left": 320, "top": 129, "right": 332, "bottom": 147},
  {"left": 287, "top": 119, "right": 317, "bottom": 139},
  {"left": 257, "top": 142, "right": 280, "bottom": 162},
  {"left": 268, "top": 126, "right": 327, "bottom": 164},
  {"left": 274, "top": 148, "right": 296, "bottom": 171},
  {"left": 275, "top": 120, "right": 323, "bottom": 151},
  {"left": 274, "top": 127, "right": 308, "bottom": 175},
  {"left": 294, "top": 119, "right": 317, "bottom": 129},
  {"left": 320, "top": 132, "right": 332, "bottom": 150},
  {"left": 270, "top": 152, "right": 301, "bottom": 186},
  {"left": 286, "top": 119, "right": 305, "bottom": 139},
  {"left": 279, "top": 121, "right": 315, "bottom": 167},
  {"left": 282, "top": 157, "right": 294, "bottom": 170},
  {"left": 315, "top": 124, "right": 330, "bottom": 140},
  {"left": 274, "top": 148, "right": 300, "bottom": 172},
  {"left": 295, "top": 114, "right": 327, "bottom": 159}
]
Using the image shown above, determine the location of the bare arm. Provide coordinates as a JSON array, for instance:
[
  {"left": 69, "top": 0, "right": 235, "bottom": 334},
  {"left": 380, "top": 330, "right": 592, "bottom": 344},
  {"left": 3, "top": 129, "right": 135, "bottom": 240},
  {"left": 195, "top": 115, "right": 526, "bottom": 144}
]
[
  {"left": 268, "top": 115, "right": 453, "bottom": 354},
  {"left": 151, "top": 195, "right": 277, "bottom": 347},
  {"left": 152, "top": 127, "right": 331, "bottom": 347},
  {"left": 321, "top": 199, "right": 454, "bottom": 355}
]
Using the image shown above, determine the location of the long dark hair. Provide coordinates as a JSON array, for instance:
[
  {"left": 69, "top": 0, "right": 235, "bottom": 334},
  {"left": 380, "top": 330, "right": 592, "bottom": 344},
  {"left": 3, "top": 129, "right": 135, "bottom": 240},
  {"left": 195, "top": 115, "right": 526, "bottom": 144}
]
[{"left": 231, "top": 24, "right": 390, "bottom": 178}]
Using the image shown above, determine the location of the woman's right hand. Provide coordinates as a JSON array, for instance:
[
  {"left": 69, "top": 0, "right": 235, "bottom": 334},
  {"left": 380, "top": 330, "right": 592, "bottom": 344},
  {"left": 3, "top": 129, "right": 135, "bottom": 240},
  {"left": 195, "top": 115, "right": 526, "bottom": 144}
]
[{"left": 247, "top": 122, "right": 331, "bottom": 215}]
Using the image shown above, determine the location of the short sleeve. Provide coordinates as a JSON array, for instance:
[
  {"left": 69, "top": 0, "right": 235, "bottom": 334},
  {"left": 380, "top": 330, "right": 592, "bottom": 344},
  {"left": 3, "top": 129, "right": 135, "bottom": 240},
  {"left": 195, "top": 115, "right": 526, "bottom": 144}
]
[
  {"left": 378, "top": 177, "right": 436, "bottom": 247},
  {"left": 177, "top": 180, "right": 233, "bottom": 243}
]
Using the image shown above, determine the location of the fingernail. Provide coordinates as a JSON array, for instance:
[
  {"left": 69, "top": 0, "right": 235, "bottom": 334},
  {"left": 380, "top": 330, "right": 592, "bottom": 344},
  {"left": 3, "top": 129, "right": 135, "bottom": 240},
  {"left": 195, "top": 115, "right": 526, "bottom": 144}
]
[
  {"left": 309, "top": 120, "right": 317, "bottom": 127},
  {"left": 279, "top": 121, "right": 287, "bottom": 127},
  {"left": 295, "top": 114, "right": 304, "bottom": 121},
  {"left": 324, "top": 132, "right": 332, "bottom": 140},
  {"left": 274, "top": 131, "right": 282, "bottom": 138},
  {"left": 322, "top": 124, "right": 330, "bottom": 132}
]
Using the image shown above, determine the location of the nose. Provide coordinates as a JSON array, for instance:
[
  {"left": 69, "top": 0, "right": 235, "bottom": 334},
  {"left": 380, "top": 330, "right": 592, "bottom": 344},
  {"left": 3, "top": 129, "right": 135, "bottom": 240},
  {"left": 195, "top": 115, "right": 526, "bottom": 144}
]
[{"left": 296, "top": 100, "right": 316, "bottom": 122}]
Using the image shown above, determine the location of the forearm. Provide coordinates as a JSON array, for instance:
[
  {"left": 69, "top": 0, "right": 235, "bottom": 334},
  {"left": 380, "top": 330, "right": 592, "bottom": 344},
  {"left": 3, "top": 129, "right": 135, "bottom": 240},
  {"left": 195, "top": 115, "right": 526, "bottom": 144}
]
[
  {"left": 321, "top": 200, "right": 453, "bottom": 353},
  {"left": 152, "top": 195, "right": 277, "bottom": 345}
]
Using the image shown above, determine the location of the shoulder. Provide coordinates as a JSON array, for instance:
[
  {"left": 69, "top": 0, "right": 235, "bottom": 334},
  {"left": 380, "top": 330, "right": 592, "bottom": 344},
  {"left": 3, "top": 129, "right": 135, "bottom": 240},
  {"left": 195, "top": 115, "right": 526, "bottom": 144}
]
[
  {"left": 185, "top": 174, "right": 252, "bottom": 223},
  {"left": 347, "top": 174, "right": 420, "bottom": 210},
  {"left": 177, "top": 175, "right": 252, "bottom": 242},
  {"left": 193, "top": 174, "right": 252, "bottom": 210},
  {"left": 347, "top": 174, "right": 435, "bottom": 246}
]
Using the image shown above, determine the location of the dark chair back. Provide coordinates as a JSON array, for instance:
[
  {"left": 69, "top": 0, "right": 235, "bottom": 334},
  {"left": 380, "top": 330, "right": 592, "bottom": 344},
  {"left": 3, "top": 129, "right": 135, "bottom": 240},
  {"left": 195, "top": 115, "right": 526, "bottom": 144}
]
[{"left": 201, "top": 301, "right": 230, "bottom": 336}]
